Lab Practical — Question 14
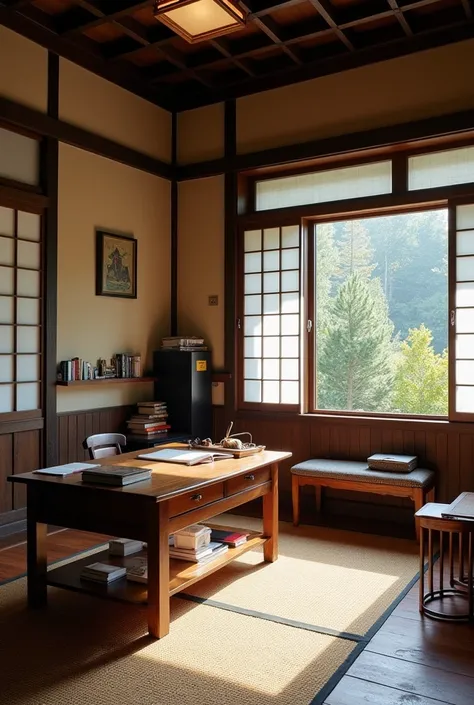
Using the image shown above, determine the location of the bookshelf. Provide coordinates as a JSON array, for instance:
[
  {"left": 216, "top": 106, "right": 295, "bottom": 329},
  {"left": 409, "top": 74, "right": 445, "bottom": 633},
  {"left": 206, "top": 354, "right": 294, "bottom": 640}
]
[{"left": 56, "top": 377, "right": 156, "bottom": 387}]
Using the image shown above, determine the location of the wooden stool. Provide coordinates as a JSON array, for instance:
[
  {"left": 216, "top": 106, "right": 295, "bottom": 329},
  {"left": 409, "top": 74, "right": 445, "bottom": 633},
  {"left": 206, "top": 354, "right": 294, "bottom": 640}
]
[{"left": 415, "top": 503, "right": 473, "bottom": 622}]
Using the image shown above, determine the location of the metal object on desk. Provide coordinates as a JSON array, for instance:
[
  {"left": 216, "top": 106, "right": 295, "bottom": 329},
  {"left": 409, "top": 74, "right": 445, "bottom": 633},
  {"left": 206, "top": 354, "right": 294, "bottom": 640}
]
[{"left": 416, "top": 502, "right": 473, "bottom": 622}]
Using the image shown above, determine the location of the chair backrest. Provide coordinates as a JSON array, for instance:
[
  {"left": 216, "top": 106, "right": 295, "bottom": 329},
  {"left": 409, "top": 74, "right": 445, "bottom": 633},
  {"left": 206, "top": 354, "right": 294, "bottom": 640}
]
[{"left": 83, "top": 433, "right": 127, "bottom": 460}]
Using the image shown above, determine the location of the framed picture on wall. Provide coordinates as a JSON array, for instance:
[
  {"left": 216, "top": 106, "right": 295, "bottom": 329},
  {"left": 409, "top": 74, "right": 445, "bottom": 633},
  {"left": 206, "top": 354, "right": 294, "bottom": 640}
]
[{"left": 96, "top": 230, "right": 137, "bottom": 299}]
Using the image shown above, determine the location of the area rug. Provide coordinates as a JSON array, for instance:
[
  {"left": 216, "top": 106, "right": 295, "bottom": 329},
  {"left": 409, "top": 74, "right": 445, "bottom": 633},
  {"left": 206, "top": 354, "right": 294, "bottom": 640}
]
[
  {"left": 0, "top": 518, "right": 421, "bottom": 705},
  {"left": 186, "top": 515, "right": 421, "bottom": 639}
]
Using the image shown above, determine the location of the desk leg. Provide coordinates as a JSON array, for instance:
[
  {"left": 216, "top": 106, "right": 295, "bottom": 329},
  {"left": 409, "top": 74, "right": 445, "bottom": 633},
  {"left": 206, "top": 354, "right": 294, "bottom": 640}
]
[
  {"left": 263, "top": 463, "right": 279, "bottom": 563},
  {"left": 147, "top": 501, "right": 170, "bottom": 639},
  {"left": 26, "top": 488, "right": 47, "bottom": 608}
]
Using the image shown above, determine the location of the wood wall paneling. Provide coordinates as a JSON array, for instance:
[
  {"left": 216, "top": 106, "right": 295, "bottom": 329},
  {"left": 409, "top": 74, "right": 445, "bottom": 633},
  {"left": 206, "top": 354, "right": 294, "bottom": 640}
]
[
  {"left": 0, "top": 435, "right": 13, "bottom": 515},
  {"left": 12, "top": 430, "right": 41, "bottom": 510},
  {"left": 57, "top": 405, "right": 134, "bottom": 464}
]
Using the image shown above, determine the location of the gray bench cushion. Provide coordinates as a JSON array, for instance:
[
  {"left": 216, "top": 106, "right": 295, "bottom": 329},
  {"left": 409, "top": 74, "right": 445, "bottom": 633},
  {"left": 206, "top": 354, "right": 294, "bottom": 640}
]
[{"left": 291, "top": 459, "right": 435, "bottom": 488}]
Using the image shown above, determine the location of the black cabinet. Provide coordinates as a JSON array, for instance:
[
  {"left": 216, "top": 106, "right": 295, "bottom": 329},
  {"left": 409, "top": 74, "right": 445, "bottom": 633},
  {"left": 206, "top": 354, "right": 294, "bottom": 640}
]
[{"left": 153, "top": 349, "right": 212, "bottom": 440}]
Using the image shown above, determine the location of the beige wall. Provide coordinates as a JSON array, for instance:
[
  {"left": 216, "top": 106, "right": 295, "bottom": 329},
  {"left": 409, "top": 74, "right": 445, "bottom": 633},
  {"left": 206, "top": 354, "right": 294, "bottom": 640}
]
[
  {"left": 178, "top": 103, "right": 225, "bottom": 164},
  {"left": 57, "top": 144, "right": 171, "bottom": 412},
  {"left": 59, "top": 59, "right": 172, "bottom": 162},
  {"left": 177, "top": 176, "right": 225, "bottom": 404},
  {"left": 0, "top": 26, "right": 48, "bottom": 112},
  {"left": 237, "top": 39, "right": 474, "bottom": 154}
]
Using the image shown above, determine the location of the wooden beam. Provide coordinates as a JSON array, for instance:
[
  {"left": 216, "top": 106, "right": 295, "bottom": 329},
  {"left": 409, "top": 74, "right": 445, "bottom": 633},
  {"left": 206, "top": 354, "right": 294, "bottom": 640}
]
[
  {"left": 176, "top": 108, "right": 474, "bottom": 180},
  {"left": 174, "top": 21, "right": 474, "bottom": 110},
  {"left": 43, "top": 52, "right": 59, "bottom": 469},
  {"left": 0, "top": 96, "right": 173, "bottom": 180},
  {"left": 171, "top": 111, "right": 178, "bottom": 336},
  {"left": 386, "top": 0, "right": 413, "bottom": 37},
  {"left": 306, "top": 0, "right": 354, "bottom": 51},
  {"left": 224, "top": 100, "right": 237, "bottom": 419},
  {"left": 0, "top": 4, "right": 174, "bottom": 110}
]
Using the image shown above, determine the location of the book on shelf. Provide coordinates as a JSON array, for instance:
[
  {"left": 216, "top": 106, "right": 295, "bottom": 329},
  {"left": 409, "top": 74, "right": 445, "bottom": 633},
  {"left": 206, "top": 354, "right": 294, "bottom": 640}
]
[
  {"left": 126, "top": 557, "right": 148, "bottom": 584},
  {"left": 109, "top": 538, "right": 145, "bottom": 556},
  {"left": 127, "top": 421, "right": 169, "bottom": 429},
  {"left": 127, "top": 426, "right": 171, "bottom": 437},
  {"left": 81, "top": 466, "right": 152, "bottom": 486},
  {"left": 81, "top": 562, "right": 126, "bottom": 583},
  {"left": 136, "top": 448, "right": 233, "bottom": 465},
  {"left": 210, "top": 529, "right": 249, "bottom": 547},
  {"left": 170, "top": 541, "right": 228, "bottom": 564},
  {"left": 441, "top": 492, "right": 474, "bottom": 520},
  {"left": 161, "top": 336, "right": 205, "bottom": 348},
  {"left": 173, "top": 524, "right": 211, "bottom": 551},
  {"left": 34, "top": 462, "right": 100, "bottom": 476}
]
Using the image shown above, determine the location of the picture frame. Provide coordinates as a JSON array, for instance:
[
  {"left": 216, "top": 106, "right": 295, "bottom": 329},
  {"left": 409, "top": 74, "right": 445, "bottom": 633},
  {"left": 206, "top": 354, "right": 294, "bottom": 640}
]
[{"left": 96, "top": 230, "right": 137, "bottom": 299}]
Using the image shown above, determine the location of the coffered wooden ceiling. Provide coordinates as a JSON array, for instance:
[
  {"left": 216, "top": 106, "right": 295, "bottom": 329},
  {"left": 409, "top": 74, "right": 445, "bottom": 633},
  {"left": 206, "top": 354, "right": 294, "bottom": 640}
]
[{"left": 1, "top": 0, "right": 473, "bottom": 111}]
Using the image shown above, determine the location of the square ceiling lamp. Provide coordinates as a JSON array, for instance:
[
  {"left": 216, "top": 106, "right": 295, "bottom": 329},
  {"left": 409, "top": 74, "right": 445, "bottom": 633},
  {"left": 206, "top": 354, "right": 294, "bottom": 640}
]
[{"left": 153, "top": 0, "right": 247, "bottom": 43}]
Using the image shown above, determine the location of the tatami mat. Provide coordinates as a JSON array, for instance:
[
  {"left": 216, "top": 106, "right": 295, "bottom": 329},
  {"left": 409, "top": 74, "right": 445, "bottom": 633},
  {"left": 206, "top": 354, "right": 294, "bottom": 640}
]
[
  {"left": 0, "top": 576, "right": 354, "bottom": 705},
  {"left": 187, "top": 515, "right": 420, "bottom": 637}
]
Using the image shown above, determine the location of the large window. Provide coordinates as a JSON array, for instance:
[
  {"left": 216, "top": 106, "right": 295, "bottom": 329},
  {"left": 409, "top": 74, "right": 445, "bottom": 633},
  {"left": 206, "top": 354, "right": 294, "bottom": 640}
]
[
  {"left": 239, "top": 141, "right": 474, "bottom": 418},
  {"left": 313, "top": 210, "right": 448, "bottom": 416}
]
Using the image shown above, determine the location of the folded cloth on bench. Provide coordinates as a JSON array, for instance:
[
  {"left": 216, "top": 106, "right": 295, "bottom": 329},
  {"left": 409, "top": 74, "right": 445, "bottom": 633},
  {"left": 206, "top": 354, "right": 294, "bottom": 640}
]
[{"left": 290, "top": 459, "right": 434, "bottom": 488}]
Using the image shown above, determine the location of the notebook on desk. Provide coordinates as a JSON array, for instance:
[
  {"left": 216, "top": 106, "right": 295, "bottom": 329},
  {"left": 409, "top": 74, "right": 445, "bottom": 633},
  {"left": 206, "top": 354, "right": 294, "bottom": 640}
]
[
  {"left": 441, "top": 492, "right": 474, "bottom": 520},
  {"left": 136, "top": 448, "right": 233, "bottom": 466}
]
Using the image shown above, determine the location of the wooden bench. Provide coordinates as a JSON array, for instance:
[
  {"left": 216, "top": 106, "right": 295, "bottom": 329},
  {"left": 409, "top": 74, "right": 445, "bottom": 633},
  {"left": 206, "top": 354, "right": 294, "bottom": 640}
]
[{"left": 291, "top": 459, "right": 436, "bottom": 540}]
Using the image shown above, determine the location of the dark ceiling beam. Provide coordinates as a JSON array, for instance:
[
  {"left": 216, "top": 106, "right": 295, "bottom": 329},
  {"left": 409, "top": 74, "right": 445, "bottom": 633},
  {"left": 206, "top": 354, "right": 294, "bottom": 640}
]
[
  {"left": 239, "top": 5, "right": 303, "bottom": 64},
  {"left": 387, "top": 0, "right": 413, "bottom": 37},
  {"left": 174, "top": 19, "right": 474, "bottom": 110},
  {"left": 176, "top": 108, "right": 474, "bottom": 179},
  {"left": 210, "top": 37, "right": 256, "bottom": 76},
  {"left": 0, "top": 95, "right": 173, "bottom": 178},
  {"left": 306, "top": 0, "right": 354, "bottom": 51},
  {"left": 0, "top": 4, "right": 174, "bottom": 109},
  {"left": 61, "top": 0, "right": 154, "bottom": 35}
]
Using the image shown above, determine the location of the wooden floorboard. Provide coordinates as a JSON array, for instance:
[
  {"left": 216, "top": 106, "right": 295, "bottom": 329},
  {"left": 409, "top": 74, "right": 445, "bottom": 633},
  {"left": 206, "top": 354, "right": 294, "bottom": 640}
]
[{"left": 0, "top": 529, "right": 473, "bottom": 705}]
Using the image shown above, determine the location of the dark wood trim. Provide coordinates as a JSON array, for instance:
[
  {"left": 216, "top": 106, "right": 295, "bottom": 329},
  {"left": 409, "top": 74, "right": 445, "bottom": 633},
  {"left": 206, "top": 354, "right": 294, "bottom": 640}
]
[
  {"left": 238, "top": 185, "right": 474, "bottom": 229},
  {"left": 0, "top": 184, "right": 48, "bottom": 213},
  {"left": 171, "top": 111, "right": 178, "bottom": 336},
  {"left": 0, "top": 418, "right": 44, "bottom": 435},
  {"left": 175, "top": 22, "right": 474, "bottom": 111},
  {"left": 0, "top": 6, "right": 174, "bottom": 112},
  {"left": 43, "top": 52, "right": 59, "bottom": 468},
  {"left": 224, "top": 100, "right": 237, "bottom": 422},
  {"left": 211, "top": 372, "right": 233, "bottom": 383},
  {"left": 0, "top": 96, "right": 173, "bottom": 181},
  {"left": 176, "top": 109, "right": 474, "bottom": 181}
]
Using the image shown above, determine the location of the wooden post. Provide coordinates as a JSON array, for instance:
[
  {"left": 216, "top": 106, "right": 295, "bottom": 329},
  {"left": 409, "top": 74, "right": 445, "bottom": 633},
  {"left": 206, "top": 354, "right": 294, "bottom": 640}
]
[
  {"left": 26, "top": 487, "right": 48, "bottom": 608},
  {"left": 147, "top": 501, "right": 170, "bottom": 639},
  {"left": 292, "top": 474, "right": 299, "bottom": 526},
  {"left": 263, "top": 463, "right": 279, "bottom": 562}
]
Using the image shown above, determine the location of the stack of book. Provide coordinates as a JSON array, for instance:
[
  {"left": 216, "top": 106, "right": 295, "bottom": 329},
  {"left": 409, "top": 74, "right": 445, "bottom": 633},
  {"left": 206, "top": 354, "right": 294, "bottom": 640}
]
[
  {"left": 170, "top": 539, "right": 228, "bottom": 564},
  {"left": 109, "top": 538, "right": 144, "bottom": 556},
  {"left": 161, "top": 336, "right": 207, "bottom": 352},
  {"left": 210, "top": 528, "right": 249, "bottom": 547},
  {"left": 173, "top": 524, "right": 212, "bottom": 550},
  {"left": 126, "top": 401, "right": 170, "bottom": 440},
  {"left": 81, "top": 562, "right": 126, "bottom": 584},
  {"left": 81, "top": 466, "right": 152, "bottom": 486}
]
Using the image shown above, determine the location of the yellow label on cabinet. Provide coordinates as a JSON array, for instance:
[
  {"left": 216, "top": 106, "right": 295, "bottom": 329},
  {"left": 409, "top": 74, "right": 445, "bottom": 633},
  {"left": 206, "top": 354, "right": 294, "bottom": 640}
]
[{"left": 196, "top": 360, "right": 207, "bottom": 372}]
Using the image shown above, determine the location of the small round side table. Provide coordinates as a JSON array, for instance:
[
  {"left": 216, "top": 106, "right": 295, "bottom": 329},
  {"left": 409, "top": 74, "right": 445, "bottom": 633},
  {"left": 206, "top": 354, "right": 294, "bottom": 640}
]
[{"left": 415, "top": 502, "right": 473, "bottom": 622}]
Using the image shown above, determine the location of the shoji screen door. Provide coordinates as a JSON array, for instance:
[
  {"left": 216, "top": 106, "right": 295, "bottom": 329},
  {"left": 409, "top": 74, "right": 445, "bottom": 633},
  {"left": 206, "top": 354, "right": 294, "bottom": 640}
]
[{"left": 451, "top": 201, "right": 474, "bottom": 419}]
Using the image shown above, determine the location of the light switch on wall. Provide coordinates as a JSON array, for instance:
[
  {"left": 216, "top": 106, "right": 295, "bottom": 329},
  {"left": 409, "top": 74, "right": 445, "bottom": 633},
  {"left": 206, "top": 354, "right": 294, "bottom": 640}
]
[{"left": 208, "top": 295, "right": 218, "bottom": 306}]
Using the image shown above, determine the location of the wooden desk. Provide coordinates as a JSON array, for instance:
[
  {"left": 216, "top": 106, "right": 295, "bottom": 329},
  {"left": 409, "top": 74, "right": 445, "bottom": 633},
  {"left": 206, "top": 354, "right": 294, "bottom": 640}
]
[{"left": 8, "top": 448, "right": 291, "bottom": 638}]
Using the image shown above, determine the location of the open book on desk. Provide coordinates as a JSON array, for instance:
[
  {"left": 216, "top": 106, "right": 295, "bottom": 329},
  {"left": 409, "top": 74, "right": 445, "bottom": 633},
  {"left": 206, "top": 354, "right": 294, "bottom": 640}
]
[
  {"left": 136, "top": 448, "right": 233, "bottom": 466},
  {"left": 441, "top": 492, "right": 474, "bottom": 520}
]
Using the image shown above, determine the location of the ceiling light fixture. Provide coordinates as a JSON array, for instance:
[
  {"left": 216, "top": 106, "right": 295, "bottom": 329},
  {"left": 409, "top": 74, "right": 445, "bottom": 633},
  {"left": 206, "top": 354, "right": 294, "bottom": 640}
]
[{"left": 153, "top": 0, "right": 247, "bottom": 44}]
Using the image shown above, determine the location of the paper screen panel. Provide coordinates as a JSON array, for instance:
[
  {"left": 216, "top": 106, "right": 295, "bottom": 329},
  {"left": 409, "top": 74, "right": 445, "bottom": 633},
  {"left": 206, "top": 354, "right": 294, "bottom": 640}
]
[
  {"left": 455, "top": 203, "right": 474, "bottom": 413},
  {"left": 242, "top": 226, "right": 300, "bottom": 405},
  {"left": 256, "top": 161, "right": 392, "bottom": 211}
]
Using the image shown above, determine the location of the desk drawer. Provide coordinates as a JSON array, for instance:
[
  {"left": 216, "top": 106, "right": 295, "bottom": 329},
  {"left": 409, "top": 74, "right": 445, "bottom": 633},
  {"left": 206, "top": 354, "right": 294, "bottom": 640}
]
[
  {"left": 226, "top": 468, "right": 271, "bottom": 497},
  {"left": 168, "top": 483, "right": 224, "bottom": 518}
]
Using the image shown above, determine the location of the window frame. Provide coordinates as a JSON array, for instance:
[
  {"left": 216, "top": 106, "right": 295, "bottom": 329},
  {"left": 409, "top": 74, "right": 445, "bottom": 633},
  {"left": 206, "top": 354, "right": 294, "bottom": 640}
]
[{"left": 237, "top": 138, "right": 474, "bottom": 421}]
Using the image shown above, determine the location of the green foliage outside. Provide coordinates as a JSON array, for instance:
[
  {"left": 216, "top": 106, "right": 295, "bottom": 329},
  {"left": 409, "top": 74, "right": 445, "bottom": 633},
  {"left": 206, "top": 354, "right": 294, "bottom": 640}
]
[{"left": 315, "top": 211, "right": 448, "bottom": 416}]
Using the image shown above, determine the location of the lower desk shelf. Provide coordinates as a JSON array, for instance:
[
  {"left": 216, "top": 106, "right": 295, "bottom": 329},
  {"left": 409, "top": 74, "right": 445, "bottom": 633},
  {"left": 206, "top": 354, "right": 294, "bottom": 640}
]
[{"left": 46, "top": 527, "right": 265, "bottom": 605}]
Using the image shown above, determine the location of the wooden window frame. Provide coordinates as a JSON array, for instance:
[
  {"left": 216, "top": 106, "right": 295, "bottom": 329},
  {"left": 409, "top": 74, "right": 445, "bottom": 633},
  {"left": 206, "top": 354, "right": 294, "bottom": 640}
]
[{"left": 236, "top": 138, "right": 474, "bottom": 420}]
